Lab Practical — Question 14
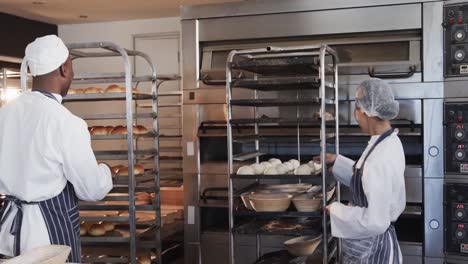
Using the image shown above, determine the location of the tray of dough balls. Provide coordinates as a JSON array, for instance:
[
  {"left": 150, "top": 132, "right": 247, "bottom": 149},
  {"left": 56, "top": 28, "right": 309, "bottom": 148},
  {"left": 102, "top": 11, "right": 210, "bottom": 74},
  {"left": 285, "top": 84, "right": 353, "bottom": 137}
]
[
  {"left": 89, "top": 125, "right": 154, "bottom": 139},
  {"left": 233, "top": 158, "right": 325, "bottom": 179},
  {"left": 65, "top": 84, "right": 152, "bottom": 101}
]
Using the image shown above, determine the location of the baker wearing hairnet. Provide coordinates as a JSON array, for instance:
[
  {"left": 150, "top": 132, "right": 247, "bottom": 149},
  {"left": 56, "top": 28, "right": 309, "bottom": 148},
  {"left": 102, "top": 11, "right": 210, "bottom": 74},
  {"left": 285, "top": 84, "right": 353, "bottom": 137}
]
[
  {"left": 0, "top": 35, "right": 112, "bottom": 262},
  {"left": 314, "top": 78, "right": 405, "bottom": 263}
]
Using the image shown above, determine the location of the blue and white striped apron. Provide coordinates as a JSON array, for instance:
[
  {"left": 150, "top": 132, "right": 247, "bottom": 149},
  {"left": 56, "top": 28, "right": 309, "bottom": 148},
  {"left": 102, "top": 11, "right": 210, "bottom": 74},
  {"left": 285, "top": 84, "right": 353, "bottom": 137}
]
[
  {"left": 342, "top": 128, "right": 401, "bottom": 264},
  {"left": 0, "top": 91, "right": 81, "bottom": 262}
]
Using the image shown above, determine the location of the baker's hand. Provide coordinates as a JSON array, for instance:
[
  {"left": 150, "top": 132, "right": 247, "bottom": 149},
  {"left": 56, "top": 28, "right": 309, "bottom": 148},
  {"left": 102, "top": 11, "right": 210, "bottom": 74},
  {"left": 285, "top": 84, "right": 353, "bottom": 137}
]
[
  {"left": 325, "top": 205, "right": 331, "bottom": 215},
  {"left": 313, "top": 153, "right": 337, "bottom": 165}
]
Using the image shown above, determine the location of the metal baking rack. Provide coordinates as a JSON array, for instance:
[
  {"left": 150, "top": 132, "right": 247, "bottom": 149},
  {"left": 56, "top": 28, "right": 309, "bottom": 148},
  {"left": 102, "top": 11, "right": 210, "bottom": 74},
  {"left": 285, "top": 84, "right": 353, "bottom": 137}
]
[
  {"left": 20, "top": 42, "right": 161, "bottom": 264},
  {"left": 227, "top": 45, "right": 340, "bottom": 264}
]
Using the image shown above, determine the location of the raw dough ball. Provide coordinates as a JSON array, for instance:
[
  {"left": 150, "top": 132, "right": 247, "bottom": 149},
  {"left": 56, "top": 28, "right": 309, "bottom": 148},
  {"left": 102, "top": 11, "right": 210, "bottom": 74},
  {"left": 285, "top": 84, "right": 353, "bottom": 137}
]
[
  {"left": 282, "top": 162, "right": 294, "bottom": 171},
  {"left": 237, "top": 165, "right": 255, "bottom": 175},
  {"left": 288, "top": 159, "right": 300, "bottom": 169},
  {"left": 264, "top": 167, "right": 279, "bottom": 175},
  {"left": 260, "top": 161, "right": 273, "bottom": 169},
  {"left": 308, "top": 161, "right": 322, "bottom": 175},
  {"left": 294, "top": 164, "right": 314, "bottom": 175},
  {"left": 275, "top": 164, "right": 290, "bottom": 174},
  {"left": 250, "top": 163, "right": 266, "bottom": 175},
  {"left": 268, "top": 158, "right": 282, "bottom": 166}
]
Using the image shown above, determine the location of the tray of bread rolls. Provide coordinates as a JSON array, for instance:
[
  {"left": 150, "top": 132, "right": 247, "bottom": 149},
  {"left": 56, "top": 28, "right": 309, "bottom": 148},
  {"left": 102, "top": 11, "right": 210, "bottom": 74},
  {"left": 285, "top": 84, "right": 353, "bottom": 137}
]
[
  {"left": 89, "top": 125, "right": 155, "bottom": 140},
  {"left": 65, "top": 85, "right": 153, "bottom": 102},
  {"left": 93, "top": 149, "right": 157, "bottom": 160}
]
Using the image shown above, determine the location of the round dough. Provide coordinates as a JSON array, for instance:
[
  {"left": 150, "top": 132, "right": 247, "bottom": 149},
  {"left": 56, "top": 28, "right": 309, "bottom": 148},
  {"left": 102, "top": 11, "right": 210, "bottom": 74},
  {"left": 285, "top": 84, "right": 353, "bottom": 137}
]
[
  {"left": 88, "top": 224, "right": 106, "bottom": 236},
  {"left": 288, "top": 159, "right": 300, "bottom": 169},
  {"left": 264, "top": 167, "right": 279, "bottom": 175},
  {"left": 282, "top": 162, "right": 294, "bottom": 171},
  {"left": 260, "top": 161, "right": 273, "bottom": 169},
  {"left": 268, "top": 158, "right": 282, "bottom": 166},
  {"left": 308, "top": 161, "right": 322, "bottom": 175},
  {"left": 250, "top": 163, "right": 265, "bottom": 175},
  {"left": 90, "top": 126, "right": 108, "bottom": 135},
  {"left": 237, "top": 165, "right": 255, "bottom": 175},
  {"left": 275, "top": 164, "right": 290, "bottom": 174},
  {"left": 294, "top": 164, "right": 314, "bottom": 175}
]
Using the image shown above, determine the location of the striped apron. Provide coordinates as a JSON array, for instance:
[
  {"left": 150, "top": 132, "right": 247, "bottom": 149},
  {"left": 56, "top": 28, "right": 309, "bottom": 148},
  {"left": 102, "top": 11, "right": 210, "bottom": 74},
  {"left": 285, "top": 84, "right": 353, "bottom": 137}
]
[
  {"left": 0, "top": 91, "right": 81, "bottom": 262},
  {"left": 342, "top": 128, "right": 401, "bottom": 264}
]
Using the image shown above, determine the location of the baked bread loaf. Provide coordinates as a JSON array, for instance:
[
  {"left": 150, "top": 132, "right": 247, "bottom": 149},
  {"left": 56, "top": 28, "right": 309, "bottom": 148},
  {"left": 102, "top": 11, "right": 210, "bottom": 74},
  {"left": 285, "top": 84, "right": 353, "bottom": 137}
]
[
  {"left": 102, "top": 222, "right": 115, "bottom": 232},
  {"left": 90, "top": 126, "right": 108, "bottom": 135},
  {"left": 133, "top": 125, "right": 148, "bottom": 134},
  {"left": 138, "top": 256, "right": 151, "bottom": 264},
  {"left": 136, "top": 192, "right": 151, "bottom": 201},
  {"left": 313, "top": 111, "right": 334, "bottom": 121},
  {"left": 117, "top": 164, "right": 145, "bottom": 176},
  {"left": 88, "top": 224, "right": 106, "bottom": 236},
  {"left": 105, "top": 85, "right": 125, "bottom": 93},
  {"left": 111, "top": 165, "right": 125, "bottom": 174},
  {"left": 80, "top": 225, "right": 87, "bottom": 236},
  {"left": 105, "top": 126, "right": 114, "bottom": 134},
  {"left": 111, "top": 126, "right": 127, "bottom": 135},
  {"left": 84, "top": 87, "right": 104, "bottom": 94}
]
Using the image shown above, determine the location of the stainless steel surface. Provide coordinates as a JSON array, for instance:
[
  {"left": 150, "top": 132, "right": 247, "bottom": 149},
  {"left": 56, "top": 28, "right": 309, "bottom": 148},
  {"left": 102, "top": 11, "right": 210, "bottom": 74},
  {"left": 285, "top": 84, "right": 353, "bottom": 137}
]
[
  {"left": 181, "top": 0, "right": 432, "bottom": 20},
  {"left": 424, "top": 178, "right": 445, "bottom": 258},
  {"left": 423, "top": 2, "right": 444, "bottom": 82},
  {"left": 182, "top": 20, "right": 199, "bottom": 90},
  {"left": 197, "top": 5, "right": 421, "bottom": 42},
  {"left": 424, "top": 99, "right": 444, "bottom": 179}
]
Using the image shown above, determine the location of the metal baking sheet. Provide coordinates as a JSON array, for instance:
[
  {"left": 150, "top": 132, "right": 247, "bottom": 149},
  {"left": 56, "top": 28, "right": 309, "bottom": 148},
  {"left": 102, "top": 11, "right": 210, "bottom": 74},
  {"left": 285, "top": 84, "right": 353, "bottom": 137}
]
[
  {"left": 230, "top": 56, "right": 332, "bottom": 75},
  {"left": 233, "top": 218, "right": 322, "bottom": 236},
  {"left": 233, "top": 151, "right": 266, "bottom": 161},
  {"left": 230, "top": 117, "right": 334, "bottom": 124},
  {"left": 64, "top": 92, "right": 153, "bottom": 102},
  {"left": 230, "top": 98, "right": 334, "bottom": 107},
  {"left": 234, "top": 210, "right": 321, "bottom": 218},
  {"left": 231, "top": 76, "right": 333, "bottom": 91},
  {"left": 232, "top": 133, "right": 335, "bottom": 144},
  {"left": 91, "top": 132, "right": 155, "bottom": 140},
  {"left": 82, "top": 112, "right": 155, "bottom": 120},
  {"left": 231, "top": 173, "right": 324, "bottom": 182},
  {"left": 94, "top": 149, "right": 157, "bottom": 160},
  {"left": 79, "top": 204, "right": 155, "bottom": 211},
  {"left": 71, "top": 75, "right": 155, "bottom": 85}
]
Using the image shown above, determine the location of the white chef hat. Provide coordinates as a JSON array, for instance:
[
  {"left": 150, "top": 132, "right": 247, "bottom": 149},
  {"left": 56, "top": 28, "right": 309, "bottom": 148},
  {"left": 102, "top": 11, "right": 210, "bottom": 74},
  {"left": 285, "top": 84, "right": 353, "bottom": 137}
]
[{"left": 24, "top": 35, "right": 69, "bottom": 77}]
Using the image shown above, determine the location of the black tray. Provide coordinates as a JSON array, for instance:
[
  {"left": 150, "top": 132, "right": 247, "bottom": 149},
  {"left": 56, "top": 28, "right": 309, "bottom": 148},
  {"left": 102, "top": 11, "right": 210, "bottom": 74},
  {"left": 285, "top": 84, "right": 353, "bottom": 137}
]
[
  {"left": 230, "top": 98, "right": 334, "bottom": 107},
  {"left": 231, "top": 77, "right": 333, "bottom": 91},
  {"left": 230, "top": 57, "right": 333, "bottom": 75},
  {"left": 233, "top": 218, "right": 322, "bottom": 236}
]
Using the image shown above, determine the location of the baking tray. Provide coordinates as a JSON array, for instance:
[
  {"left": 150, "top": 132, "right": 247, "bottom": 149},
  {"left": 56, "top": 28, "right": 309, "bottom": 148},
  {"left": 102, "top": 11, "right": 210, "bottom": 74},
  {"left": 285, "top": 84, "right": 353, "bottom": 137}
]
[
  {"left": 231, "top": 77, "right": 333, "bottom": 91},
  {"left": 230, "top": 98, "right": 334, "bottom": 107},
  {"left": 113, "top": 170, "right": 158, "bottom": 184},
  {"left": 233, "top": 218, "right": 322, "bottom": 236},
  {"left": 231, "top": 173, "right": 324, "bottom": 181},
  {"left": 94, "top": 149, "right": 157, "bottom": 160},
  {"left": 229, "top": 57, "right": 333, "bottom": 75},
  {"left": 234, "top": 210, "right": 321, "bottom": 218},
  {"left": 232, "top": 133, "right": 335, "bottom": 144},
  {"left": 230, "top": 117, "right": 334, "bottom": 125},
  {"left": 91, "top": 132, "right": 155, "bottom": 140},
  {"left": 82, "top": 112, "right": 155, "bottom": 120},
  {"left": 64, "top": 92, "right": 153, "bottom": 102},
  {"left": 233, "top": 151, "right": 266, "bottom": 161}
]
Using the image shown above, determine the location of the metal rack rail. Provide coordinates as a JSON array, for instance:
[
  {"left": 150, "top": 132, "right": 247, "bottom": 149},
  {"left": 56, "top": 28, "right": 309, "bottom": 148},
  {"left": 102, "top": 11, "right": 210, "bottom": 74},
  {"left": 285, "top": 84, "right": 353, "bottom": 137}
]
[
  {"left": 227, "top": 45, "right": 340, "bottom": 264},
  {"left": 20, "top": 41, "right": 161, "bottom": 264}
]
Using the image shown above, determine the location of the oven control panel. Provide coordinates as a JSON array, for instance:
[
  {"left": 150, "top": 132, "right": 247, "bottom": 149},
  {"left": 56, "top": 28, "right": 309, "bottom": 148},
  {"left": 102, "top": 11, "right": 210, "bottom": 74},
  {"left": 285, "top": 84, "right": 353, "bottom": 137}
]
[
  {"left": 445, "top": 3, "right": 468, "bottom": 76},
  {"left": 445, "top": 184, "right": 468, "bottom": 254},
  {"left": 445, "top": 103, "right": 468, "bottom": 173}
]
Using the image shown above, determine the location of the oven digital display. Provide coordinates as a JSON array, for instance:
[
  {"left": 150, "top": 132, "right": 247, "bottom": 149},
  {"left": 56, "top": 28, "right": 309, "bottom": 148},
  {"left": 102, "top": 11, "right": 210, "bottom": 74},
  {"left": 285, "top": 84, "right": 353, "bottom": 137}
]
[
  {"left": 461, "top": 243, "right": 468, "bottom": 253},
  {"left": 461, "top": 164, "right": 468, "bottom": 173}
]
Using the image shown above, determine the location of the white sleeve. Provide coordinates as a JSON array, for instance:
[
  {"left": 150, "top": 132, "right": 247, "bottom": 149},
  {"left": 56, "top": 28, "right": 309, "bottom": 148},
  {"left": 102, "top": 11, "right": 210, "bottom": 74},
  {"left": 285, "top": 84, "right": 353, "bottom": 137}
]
[
  {"left": 332, "top": 154, "right": 355, "bottom": 187},
  {"left": 60, "top": 117, "right": 112, "bottom": 201},
  {"left": 329, "top": 157, "right": 392, "bottom": 239}
]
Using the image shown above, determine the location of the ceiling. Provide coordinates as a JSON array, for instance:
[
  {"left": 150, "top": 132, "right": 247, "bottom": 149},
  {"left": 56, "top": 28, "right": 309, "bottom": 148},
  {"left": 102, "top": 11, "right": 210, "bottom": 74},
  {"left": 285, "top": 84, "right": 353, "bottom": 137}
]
[{"left": 0, "top": 0, "right": 244, "bottom": 24}]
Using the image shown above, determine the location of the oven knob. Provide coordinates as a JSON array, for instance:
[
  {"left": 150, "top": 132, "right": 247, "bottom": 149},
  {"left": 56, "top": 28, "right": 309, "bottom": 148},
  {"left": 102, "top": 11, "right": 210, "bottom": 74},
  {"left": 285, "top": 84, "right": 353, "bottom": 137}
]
[
  {"left": 456, "top": 209, "right": 467, "bottom": 220},
  {"left": 456, "top": 130, "right": 466, "bottom": 140},
  {"left": 455, "top": 50, "right": 466, "bottom": 61},
  {"left": 455, "top": 30, "right": 466, "bottom": 42},
  {"left": 449, "top": 10, "right": 456, "bottom": 17},
  {"left": 456, "top": 149, "right": 466, "bottom": 160},
  {"left": 456, "top": 229, "right": 466, "bottom": 239}
]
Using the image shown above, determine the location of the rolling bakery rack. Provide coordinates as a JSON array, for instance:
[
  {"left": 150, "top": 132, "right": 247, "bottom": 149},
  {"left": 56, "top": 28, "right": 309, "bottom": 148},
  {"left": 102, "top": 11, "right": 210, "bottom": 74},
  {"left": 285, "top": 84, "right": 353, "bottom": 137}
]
[
  {"left": 227, "top": 45, "right": 340, "bottom": 264},
  {"left": 20, "top": 42, "right": 161, "bottom": 264}
]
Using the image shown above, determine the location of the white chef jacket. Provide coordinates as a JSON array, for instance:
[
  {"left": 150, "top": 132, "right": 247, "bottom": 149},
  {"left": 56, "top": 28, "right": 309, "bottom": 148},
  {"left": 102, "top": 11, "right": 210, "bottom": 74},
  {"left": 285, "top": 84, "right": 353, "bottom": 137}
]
[
  {"left": 330, "top": 130, "right": 406, "bottom": 239},
  {"left": 0, "top": 91, "right": 112, "bottom": 256}
]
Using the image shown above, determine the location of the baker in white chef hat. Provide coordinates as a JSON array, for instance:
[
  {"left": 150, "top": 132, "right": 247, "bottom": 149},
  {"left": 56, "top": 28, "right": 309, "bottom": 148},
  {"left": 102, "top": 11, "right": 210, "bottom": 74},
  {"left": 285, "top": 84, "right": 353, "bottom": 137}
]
[
  {"left": 24, "top": 34, "right": 74, "bottom": 97},
  {"left": 0, "top": 35, "right": 112, "bottom": 262}
]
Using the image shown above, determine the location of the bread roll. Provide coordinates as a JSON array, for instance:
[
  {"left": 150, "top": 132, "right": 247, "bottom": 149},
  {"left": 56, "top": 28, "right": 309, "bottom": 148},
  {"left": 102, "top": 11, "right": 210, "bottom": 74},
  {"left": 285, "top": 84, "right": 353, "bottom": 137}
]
[
  {"left": 102, "top": 222, "right": 115, "bottom": 232},
  {"left": 105, "top": 126, "right": 114, "bottom": 134},
  {"left": 133, "top": 125, "right": 148, "bottom": 134},
  {"left": 90, "top": 126, "right": 108, "bottom": 135},
  {"left": 294, "top": 164, "right": 313, "bottom": 175},
  {"left": 288, "top": 159, "right": 300, "bottom": 169},
  {"left": 105, "top": 85, "right": 125, "bottom": 93},
  {"left": 111, "top": 126, "right": 127, "bottom": 135},
  {"left": 80, "top": 225, "right": 87, "bottom": 236},
  {"left": 136, "top": 192, "right": 151, "bottom": 201},
  {"left": 117, "top": 164, "right": 145, "bottom": 176},
  {"left": 84, "top": 87, "right": 104, "bottom": 94},
  {"left": 138, "top": 256, "right": 151, "bottom": 264},
  {"left": 88, "top": 224, "right": 106, "bottom": 236},
  {"left": 313, "top": 111, "right": 334, "bottom": 121},
  {"left": 68, "top": 88, "right": 77, "bottom": 95},
  {"left": 282, "top": 162, "right": 294, "bottom": 171},
  {"left": 275, "top": 164, "right": 290, "bottom": 174},
  {"left": 308, "top": 161, "right": 322, "bottom": 175},
  {"left": 268, "top": 158, "right": 282, "bottom": 166},
  {"left": 111, "top": 165, "right": 125, "bottom": 174},
  {"left": 132, "top": 88, "right": 139, "bottom": 94},
  {"left": 264, "top": 167, "right": 279, "bottom": 175},
  {"left": 260, "top": 161, "right": 273, "bottom": 169}
]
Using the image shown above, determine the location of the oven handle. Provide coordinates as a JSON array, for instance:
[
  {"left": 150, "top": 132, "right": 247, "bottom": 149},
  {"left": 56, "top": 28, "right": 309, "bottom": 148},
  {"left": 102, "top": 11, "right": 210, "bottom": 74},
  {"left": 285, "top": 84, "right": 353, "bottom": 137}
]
[
  {"left": 368, "top": 65, "right": 417, "bottom": 79},
  {"left": 201, "top": 187, "right": 229, "bottom": 202}
]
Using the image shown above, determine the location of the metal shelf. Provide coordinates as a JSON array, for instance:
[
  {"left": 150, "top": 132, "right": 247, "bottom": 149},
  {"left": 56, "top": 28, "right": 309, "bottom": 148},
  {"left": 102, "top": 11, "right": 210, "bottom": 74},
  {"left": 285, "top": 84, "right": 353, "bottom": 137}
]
[
  {"left": 230, "top": 56, "right": 334, "bottom": 75},
  {"left": 64, "top": 92, "right": 153, "bottom": 102},
  {"left": 234, "top": 210, "right": 321, "bottom": 218},
  {"left": 231, "top": 76, "right": 334, "bottom": 91},
  {"left": 233, "top": 151, "right": 266, "bottom": 161},
  {"left": 230, "top": 117, "right": 335, "bottom": 125},
  {"left": 233, "top": 218, "right": 322, "bottom": 236},
  {"left": 231, "top": 173, "right": 323, "bottom": 181},
  {"left": 82, "top": 112, "right": 155, "bottom": 120},
  {"left": 91, "top": 132, "right": 155, "bottom": 140},
  {"left": 71, "top": 72, "right": 155, "bottom": 84},
  {"left": 94, "top": 149, "right": 157, "bottom": 160},
  {"left": 232, "top": 133, "right": 335, "bottom": 143},
  {"left": 79, "top": 204, "right": 155, "bottom": 211},
  {"left": 230, "top": 98, "right": 334, "bottom": 107}
]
